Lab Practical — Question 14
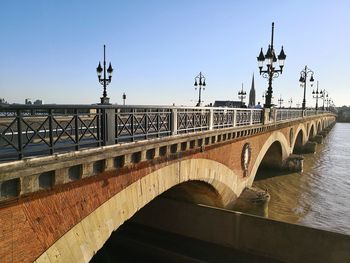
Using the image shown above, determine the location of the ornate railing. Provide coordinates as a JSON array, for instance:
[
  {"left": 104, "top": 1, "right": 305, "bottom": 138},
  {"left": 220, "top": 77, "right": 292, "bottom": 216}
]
[
  {"left": 0, "top": 105, "right": 103, "bottom": 161},
  {"left": 276, "top": 109, "right": 303, "bottom": 121},
  {"left": 115, "top": 107, "right": 171, "bottom": 143},
  {"left": 276, "top": 108, "right": 329, "bottom": 121},
  {"left": 212, "top": 109, "right": 235, "bottom": 129},
  {"left": 177, "top": 108, "right": 210, "bottom": 134},
  {"left": 0, "top": 104, "right": 333, "bottom": 162}
]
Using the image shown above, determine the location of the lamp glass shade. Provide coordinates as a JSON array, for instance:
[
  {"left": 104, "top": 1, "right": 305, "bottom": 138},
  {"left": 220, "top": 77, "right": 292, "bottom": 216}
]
[
  {"left": 279, "top": 58, "right": 285, "bottom": 68},
  {"left": 265, "top": 46, "right": 273, "bottom": 66}
]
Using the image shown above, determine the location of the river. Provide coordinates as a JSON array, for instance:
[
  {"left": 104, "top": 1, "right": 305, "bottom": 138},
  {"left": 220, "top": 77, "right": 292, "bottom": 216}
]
[{"left": 248, "top": 123, "right": 350, "bottom": 235}]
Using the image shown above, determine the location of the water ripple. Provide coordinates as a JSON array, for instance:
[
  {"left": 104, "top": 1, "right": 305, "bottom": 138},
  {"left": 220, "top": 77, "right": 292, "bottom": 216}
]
[{"left": 253, "top": 123, "right": 350, "bottom": 235}]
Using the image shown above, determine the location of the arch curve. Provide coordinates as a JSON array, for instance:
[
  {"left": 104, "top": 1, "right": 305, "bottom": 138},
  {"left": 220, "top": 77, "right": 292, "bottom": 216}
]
[
  {"left": 35, "top": 158, "right": 242, "bottom": 262},
  {"left": 248, "top": 131, "right": 290, "bottom": 185},
  {"left": 291, "top": 124, "right": 308, "bottom": 153},
  {"left": 308, "top": 121, "right": 317, "bottom": 140}
]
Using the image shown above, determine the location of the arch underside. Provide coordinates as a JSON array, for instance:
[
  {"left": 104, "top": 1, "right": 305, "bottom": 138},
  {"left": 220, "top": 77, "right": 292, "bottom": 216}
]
[
  {"left": 248, "top": 131, "right": 290, "bottom": 185},
  {"left": 35, "top": 158, "right": 243, "bottom": 263}
]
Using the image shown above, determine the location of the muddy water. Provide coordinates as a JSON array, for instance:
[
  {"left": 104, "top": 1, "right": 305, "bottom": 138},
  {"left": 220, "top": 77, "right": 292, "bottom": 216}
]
[{"left": 237, "top": 123, "right": 350, "bottom": 235}]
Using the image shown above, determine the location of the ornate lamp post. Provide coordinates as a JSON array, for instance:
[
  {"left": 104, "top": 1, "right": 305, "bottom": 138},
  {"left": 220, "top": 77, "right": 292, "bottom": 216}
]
[
  {"left": 96, "top": 45, "right": 114, "bottom": 104},
  {"left": 194, "top": 72, "right": 206, "bottom": 106},
  {"left": 299, "top": 66, "right": 314, "bottom": 110},
  {"left": 122, "top": 92, "right": 126, "bottom": 106},
  {"left": 262, "top": 91, "right": 274, "bottom": 105},
  {"left": 238, "top": 83, "right": 247, "bottom": 107},
  {"left": 278, "top": 95, "right": 283, "bottom": 108},
  {"left": 288, "top": 98, "right": 293, "bottom": 108},
  {"left": 278, "top": 95, "right": 284, "bottom": 108},
  {"left": 257, "top": 22, "right": 286, "bottom": 108},
  {"left": 326, "top": 96, "right": 331, "bottom": 110},
  {"left": 321, "top": 89, "right": 327, "bottom": 110},
  {"left": 312, "top": 81, "right": 322, "bottom": 110}
]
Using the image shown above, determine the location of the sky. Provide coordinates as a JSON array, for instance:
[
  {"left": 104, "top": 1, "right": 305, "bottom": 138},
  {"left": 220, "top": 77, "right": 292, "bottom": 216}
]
[{"left": 0, "top": 0, "right": 349, "bottom": 107}]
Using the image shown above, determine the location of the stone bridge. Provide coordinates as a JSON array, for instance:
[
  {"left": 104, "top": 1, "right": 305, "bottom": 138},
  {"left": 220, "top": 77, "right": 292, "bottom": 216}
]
[{"left": 0, "top": 105, "right": 336, "bottom": 262}]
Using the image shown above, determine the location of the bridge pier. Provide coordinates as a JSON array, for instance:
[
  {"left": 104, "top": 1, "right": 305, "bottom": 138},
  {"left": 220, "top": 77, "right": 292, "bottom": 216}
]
[
  {"left": 282, "top": 154, "right": 304, "bottom": 172},
  {"left": 312, "top": 134, "right": 324, "bottom": 144},
  {"left": 302, "top": 141, "right": 318, "bottom": 154}
]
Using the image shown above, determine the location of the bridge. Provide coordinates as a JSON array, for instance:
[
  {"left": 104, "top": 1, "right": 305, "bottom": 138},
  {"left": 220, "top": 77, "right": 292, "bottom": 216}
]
[{"left": 0, "top": 104, "right": 339, "bottom": 262}]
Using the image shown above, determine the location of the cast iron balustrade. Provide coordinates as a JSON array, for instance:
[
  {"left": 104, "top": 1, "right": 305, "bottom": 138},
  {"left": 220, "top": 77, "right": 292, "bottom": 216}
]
[
  {"left": 0, "top": 104, "right": 331, "bottom": 162},
  {"left": 276, "top": 109, "right": 303, "bottom": 121},
  {"left": 115, "top": 107, "right": 172, "bottom": 143},
  {"left": 0, "top": 105, "right": 104, "bottom": 161},
  {"left": 177, "top": 108, "right": 210, "bottom": 134}
]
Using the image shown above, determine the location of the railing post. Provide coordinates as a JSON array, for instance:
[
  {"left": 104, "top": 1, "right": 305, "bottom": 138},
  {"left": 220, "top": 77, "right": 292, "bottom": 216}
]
[
  {"left": 16, "top": 109, "right": 23, "bottom": 159},
  {"left": 262, "top": 108, "right": 270, "bottom": 125},
  {"left": 209, "top": 108, "right": 214, "bottom": 130},
  {"left": 103, "top": 108, "right": 116, "bottom": 145},
  {"left": 249, "top": 110, "right": 253, "bottom": 125},
  {"left": 48, "top": 109, "right": 54, "bottom": 155},
  {"left": 233, "top": 109, "right": 237, "bottom": 127},
  {"left": 74, "top": 109, "right": 79, "bottom": 150},
  {"left": 171, "top": 108, "right": 177, "bottom": 135}
]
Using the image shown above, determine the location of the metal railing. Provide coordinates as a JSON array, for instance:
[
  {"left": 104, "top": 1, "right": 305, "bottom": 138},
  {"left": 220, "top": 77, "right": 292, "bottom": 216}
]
[
  {"left": 276, "top": 109, "right": 303, "bottom": 121},
  {"left": 276, "top": 108, "right": 329, "bottom": 121},
  {"left": 177, "top": 108, "right": 210, "bottom": 134},
  {"left": 0, "top": 105, "right": 104, "bottom": 161},
  {"left": 0, "top": 104, "right": 332, "bottom": 161},
  {"left": 115, "top": 107, "right": 172, "bottom": 143}
]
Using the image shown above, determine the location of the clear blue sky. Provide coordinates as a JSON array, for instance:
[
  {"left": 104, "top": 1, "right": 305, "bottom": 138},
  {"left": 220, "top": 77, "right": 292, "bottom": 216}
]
[{"left": 0, "top": 0, "right": 349, "bottom": 107}]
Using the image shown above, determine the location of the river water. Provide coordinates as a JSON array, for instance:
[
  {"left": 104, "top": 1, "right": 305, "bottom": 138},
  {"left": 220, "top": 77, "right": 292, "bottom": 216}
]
[{"left": 247, "top": 123, "right": 350, "bottom": 235}]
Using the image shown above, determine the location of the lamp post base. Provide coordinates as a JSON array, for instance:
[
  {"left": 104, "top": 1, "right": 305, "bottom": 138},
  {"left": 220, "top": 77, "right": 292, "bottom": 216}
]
[{"left": 100, "top": 97, "right": 111, "bottom": 105}]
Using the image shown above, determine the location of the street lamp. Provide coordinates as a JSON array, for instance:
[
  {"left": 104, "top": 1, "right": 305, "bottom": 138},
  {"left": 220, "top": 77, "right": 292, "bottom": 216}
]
[
  {"left": 238, "top": 83, "right": 247, "bottom": 107},
  {"left": 194, "top": 72, "right": 206, "bottom": 106},
  {"left": 326, "top": 96, "right": 331, "bottom": 110},
  {"left": 257, "top": 22, "right": 286, "bottom": 108},
  {"left": 321, "top": 89, "right": 327, "bottom": 110},
  {"left": 278, "top": 95, "right": 284, "bottom": 109},
  {"left": 328, "top": 98, "right": 334, "bottom": 110},
  {"left": 262, "top": 91, "right": 274, "bottom": 105},
  {"left": 299, "top": 66, "right": 314, "bottom": 110},
  {"left": 96, "top": 45, "right": 114, "bottom": 104},
  {"left": 288, "top": 98, "right": 293, "bottom": 108},
  {"left": 122, "top": 92, "right": 126, "bottom": 106},
  {"left": 312, "top": 81, "right": 322, "bottom": 110}
]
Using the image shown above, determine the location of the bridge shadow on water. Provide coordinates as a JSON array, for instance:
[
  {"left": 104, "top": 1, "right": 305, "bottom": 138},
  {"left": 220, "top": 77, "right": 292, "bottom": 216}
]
[{"left": 254, "top": 167, "right": 297, "bottom": 181}]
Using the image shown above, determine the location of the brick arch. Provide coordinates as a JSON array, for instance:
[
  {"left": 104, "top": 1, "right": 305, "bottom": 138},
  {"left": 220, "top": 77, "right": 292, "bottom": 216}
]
[
  {"left": 308, "top": 121, "right": 317, "bottom": 139},
  {"left": 316, "top": 120, "right": 322, "bottom": 133},
  {"left": 35, "top": 158, "right": 242, "bottom": 262},
  {"left": 291, "top": 124, "right": 308, "bottom": 153},
  {"left": 247, "top": 131, "right": 290, "bottom": 185}
]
